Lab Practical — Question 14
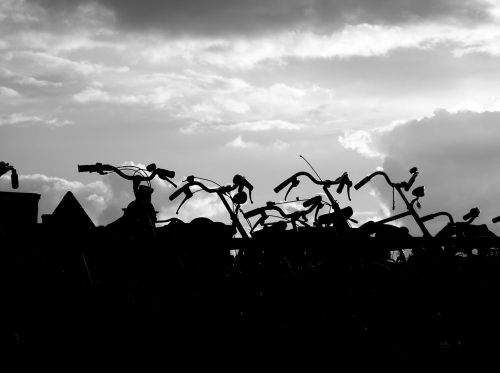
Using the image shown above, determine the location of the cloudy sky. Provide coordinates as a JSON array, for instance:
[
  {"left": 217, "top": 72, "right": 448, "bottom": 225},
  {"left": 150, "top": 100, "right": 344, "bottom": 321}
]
[{"left": 2, "top": 0, "right": 500, "bottom": 235}]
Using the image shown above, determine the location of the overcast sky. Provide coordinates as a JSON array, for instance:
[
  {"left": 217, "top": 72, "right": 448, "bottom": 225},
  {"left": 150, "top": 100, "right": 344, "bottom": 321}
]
[{"left": 2, "top": 0, "right": 500, "bottom": 235}]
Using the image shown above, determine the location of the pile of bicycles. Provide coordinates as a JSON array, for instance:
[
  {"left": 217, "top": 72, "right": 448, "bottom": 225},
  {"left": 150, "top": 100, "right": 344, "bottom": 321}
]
[{"left": 4, "top": 157, "right": 500, "bottom": 365}]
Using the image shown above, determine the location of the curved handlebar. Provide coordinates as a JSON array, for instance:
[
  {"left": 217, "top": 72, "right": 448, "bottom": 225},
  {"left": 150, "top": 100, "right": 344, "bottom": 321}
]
[
  {"left": 274, "top": 171, "right": 352, "bottom": 200},
  {"left": 168, "top": 181, "right": 226, "bottom": 201},
  {"left": 354, "top": 171, "right": 391, "bottom": 190},
  {"left": 274, "top": 176, "right": 295, "bottom": 194},
  {"left": 78, "top": 163, "right": 177, "bottom": 187},
  {"left": 355, "top": 168, "right": 418, "bottom": 192},
  {"left": 274, "top": 172, "right": 323, "bottom": 193},
  {"left": 420, "top": 211, "right": 454, "bottom": 225}
]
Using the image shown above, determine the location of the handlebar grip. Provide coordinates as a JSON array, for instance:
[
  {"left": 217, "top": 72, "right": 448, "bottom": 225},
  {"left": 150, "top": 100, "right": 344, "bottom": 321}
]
[
  {"left": 157, "top": 169, "right": 176, "bottom": 179},
  {"left": 337, "top": 182, "right": 345, "bottom": 194},
  {"left": 78, "top": 164, "right": 96, "bottom": 173},
  {"left": 303, "top": 195, "right": 322, "bottom": 208},
  {"left": 493, "top": 216, "right": 500, "bottom": 224},
  {"left": 463, "top": 207, "right": 479, "bottom": 220},
  {"left": 274, "top": 178, "right": 292, "bottom": 193},
  {"left": 404, "top": 173, "right": 418, "bottom": 192},
  {"left": 11, "top": 169, "right": 19, "bottom": 189},
  {"left": 169, "top": 187, "right": 185, "bottom": 201},
  {"left": 243, "top": 208, "right": 265, "bottom": 219},
  {"left": 354, "top": 175, "right": 371, "bottom": 190}
]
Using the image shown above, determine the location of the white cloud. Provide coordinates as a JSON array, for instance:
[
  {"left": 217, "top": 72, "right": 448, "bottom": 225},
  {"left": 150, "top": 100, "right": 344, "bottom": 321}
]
[
  {"left": 0, "top": 86, "right": 20, "bottom": 97},
  {"left": 225, "top": 136, "right": 290, "bottom": 151},
  {"left": 17, "top": 76, "right": 62, "bottom": 87},
  {"left": 0, "top": 112, "right": 72, "bottom": 127},
  {"left": 226, "top": 136, "right": 258, "bottom": 149},
  {"left": 72, "top": 70, "right": 335, "bottom": 132},
  {"left": 140, "top": 23, "right": 500, "bottom": 69},
  {"left": 338, "top": 130, "right": 384, "bottom": 159},
  {"left": 217, "top": 119, "right": 302, "bottom": 132}
]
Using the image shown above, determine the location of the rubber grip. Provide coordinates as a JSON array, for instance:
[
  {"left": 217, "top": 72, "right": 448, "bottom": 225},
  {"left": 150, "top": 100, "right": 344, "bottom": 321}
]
[
  {"left": 493, "top": 216, "right": 500, "bottom": 224},
  {"left": 157, "top": 169, "right": 176, "bottom": 179},
  {"left": 169, "top": 186, "right": 185, "bottom": 200},
  {"left": 274, "top": 178, "right": 292, "bottom": 193},
  {"left": 303, "top": 195, "right": 322, "bottom": 208},
  {"left": 354, "top": 176, "right": 371, "bottom": 190},
  {"left": 78, "top": 164, "right": 95, "bottom": 173},
  {"left": 463, "top": 207, "right": 479, "bottom": 220}
]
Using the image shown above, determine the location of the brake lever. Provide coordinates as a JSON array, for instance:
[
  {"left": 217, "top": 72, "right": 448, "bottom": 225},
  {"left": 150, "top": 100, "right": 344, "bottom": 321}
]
[
  {"left": 175, "top": 188, "right": 193, "bottom": 214},
  {"left": 284, "top": 179, "right": 300, "bottom": 200},
  {"left": 233, "top": 174, "right": 254, "bottom": 203},
  {"left": 335, "top": 172, "right": 352, "bottom": 201}
]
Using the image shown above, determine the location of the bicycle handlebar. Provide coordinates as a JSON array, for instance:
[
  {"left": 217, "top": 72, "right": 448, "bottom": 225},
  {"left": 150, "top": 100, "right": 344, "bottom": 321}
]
[
  {"left": 274, "top": 176, "right": 295, "bottom": 194},
  {"left": 354, "top": 175, "right": 372, "bottom": 190},
  {"left": 78, "top": 163, "right": 177, "bottom": 187},
  {"left": 168, "top": 181, "right": 227, "bottom": 201},
  {"left": 274, "top": 171, "right": 351, "bottom": 200},
  {"left": 420, "top": 211, "right": 454, "bottom": 224},
  {"left": 493, "top": 216, "right": 500, "bottom": 224},
  {"left": 463, "top": 207, "right": 480, "bottom": 221},
  {"left": 354, "top": 168, "right": 418, "bottom": 192},
  {"left": 244, "top": 196, "right": 323, "bottom": 221}
]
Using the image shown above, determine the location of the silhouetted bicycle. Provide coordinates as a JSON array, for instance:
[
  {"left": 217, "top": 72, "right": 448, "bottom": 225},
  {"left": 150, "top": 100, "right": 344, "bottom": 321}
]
[
  {"left": 78, "top": 162, "right": 176, "bottom": 237},
  {"left": 273, "top": 168, "right": 354, "bottom": 235},
  {"left": 354, "top": 167, "right": 429, "bottom": 237}
]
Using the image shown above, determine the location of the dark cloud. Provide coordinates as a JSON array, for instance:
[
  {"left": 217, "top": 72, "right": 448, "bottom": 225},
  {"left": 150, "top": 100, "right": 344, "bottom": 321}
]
[
  {"left": 28, "top": 0, "right": 493, "bottom": 36},
  {"left": 366, "top": 109, "right": 500, "bottom": 236}
]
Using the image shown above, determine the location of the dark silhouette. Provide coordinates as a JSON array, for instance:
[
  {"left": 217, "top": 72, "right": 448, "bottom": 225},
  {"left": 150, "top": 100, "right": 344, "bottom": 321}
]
[
  {"left": 0, "top": 161, "right": 18, "bottom": 189},
  {"left": 78, "top": 162, "right": 176, "bottom": 239},
  {"left": 42, "top": 191, "right": 95, "bottom": 230},
  {"left": 168, "top": 174, "right": 253, "bottom": 238},
  {"left": 2, "top": 160, "right": 500, "bottom": 367}
]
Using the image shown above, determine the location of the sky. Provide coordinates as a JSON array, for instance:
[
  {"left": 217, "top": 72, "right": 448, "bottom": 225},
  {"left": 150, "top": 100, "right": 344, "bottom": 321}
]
[{"left": 2, "top": 0, "right": 500, "bottom": 236}]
